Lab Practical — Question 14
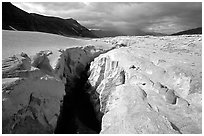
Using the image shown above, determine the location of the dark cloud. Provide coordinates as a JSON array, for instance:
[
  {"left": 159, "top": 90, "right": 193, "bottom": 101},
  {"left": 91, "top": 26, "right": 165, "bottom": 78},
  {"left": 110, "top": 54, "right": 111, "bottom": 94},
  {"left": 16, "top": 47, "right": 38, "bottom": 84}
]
[{"left": 12, "top": 2, "right": 202, "bottom": 34}]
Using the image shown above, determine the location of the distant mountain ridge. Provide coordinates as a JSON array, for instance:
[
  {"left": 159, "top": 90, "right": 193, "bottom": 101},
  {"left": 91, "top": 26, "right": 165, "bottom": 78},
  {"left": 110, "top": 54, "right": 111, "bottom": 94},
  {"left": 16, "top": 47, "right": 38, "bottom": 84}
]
[
  {"left": 2, "top": 2, "right": 97, "bottom": 38},
  {"left": 91, "top": 29, "right": 167, "bottom": 38},
  {"left": 171, "top": 27, "right": 202, "bottom": 35},
  {"left": 90, "top": 30, "right": 125, "bottom": 38}
]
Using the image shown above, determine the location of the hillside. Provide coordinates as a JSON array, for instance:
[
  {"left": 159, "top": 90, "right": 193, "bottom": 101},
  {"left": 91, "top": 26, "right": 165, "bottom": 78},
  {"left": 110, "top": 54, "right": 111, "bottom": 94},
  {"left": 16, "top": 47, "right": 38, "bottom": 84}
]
[
  {"left": 2, "top": 2, "right": 97, "bottom": 38},
  {"left": 171, "top": 27, "right": 202, "bottom": 35}
]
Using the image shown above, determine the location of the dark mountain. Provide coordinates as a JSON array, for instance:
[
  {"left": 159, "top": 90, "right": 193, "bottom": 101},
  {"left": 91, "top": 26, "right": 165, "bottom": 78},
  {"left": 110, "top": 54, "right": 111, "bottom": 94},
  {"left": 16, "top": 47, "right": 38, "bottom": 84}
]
[
  {"left": 171, "top": 27, "right": 202, "bottom": 36},
  {"left": 2, "top": 2, "right": 97, "bottom": 38}
]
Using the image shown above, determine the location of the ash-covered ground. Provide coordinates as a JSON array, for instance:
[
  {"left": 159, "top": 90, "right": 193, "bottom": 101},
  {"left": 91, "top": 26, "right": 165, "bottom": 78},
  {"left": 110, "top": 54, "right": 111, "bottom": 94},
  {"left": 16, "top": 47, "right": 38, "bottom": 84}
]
[{"left": 2, "top": 31, "right": 202, "bottom": 134}]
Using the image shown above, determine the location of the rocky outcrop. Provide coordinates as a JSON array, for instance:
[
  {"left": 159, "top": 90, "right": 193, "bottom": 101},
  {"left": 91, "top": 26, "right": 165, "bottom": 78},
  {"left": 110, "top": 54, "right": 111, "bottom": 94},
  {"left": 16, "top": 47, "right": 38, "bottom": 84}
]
[
  {"left": 2, "top": 77, "right": 65, "bottom": 134},
  {"left": 53, "top": 45, "right": 112, "bottom": 86},
  {"left": 88, "top": 35, "right": 202, "bottom": 134},
  {"left": 2, "top": 52, "right": 65, "bottom": 133},
  {"left": 2, "top": 43, "right": 114, "bottom": 134},
  {"left": 53, "top": 45, "right": 114, "bottom": 133}
]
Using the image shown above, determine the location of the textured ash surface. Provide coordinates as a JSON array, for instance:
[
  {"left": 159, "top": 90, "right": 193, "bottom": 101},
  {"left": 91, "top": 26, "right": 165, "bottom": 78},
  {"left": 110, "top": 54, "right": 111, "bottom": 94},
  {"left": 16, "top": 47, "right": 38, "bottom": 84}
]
[{"left": 2, "top": 31, "right": 202, "bottom": 134}]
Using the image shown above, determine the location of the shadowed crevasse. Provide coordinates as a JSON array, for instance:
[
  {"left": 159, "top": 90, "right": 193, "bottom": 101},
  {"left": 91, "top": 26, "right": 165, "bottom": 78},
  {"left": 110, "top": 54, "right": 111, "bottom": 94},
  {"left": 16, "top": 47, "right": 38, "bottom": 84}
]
[{"left": 54, "top": 64, "right": 101, "bottom": 134}]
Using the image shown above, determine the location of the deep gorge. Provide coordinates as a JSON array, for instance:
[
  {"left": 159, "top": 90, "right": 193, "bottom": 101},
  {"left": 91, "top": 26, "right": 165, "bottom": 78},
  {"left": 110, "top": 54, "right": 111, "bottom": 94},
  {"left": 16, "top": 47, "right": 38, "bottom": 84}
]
[{"left": 54, "top": 48, "right": 105, "bottom": 134}]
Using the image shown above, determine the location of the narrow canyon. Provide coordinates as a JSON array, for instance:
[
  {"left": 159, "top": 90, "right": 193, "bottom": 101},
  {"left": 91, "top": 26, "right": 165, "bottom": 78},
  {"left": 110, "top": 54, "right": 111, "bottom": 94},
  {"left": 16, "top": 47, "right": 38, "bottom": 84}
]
[{"left": 2, "top": 35, "right": 202, "bottom": 134}]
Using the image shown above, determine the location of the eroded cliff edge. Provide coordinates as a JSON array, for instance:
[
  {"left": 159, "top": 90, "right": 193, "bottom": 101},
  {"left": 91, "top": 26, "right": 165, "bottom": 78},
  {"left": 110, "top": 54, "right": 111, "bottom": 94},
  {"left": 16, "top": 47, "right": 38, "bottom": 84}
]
[
  {"left": 2, "top": 44, "right": 113, "bottom": 133},
  {"left": 88, "top": 35, "right": 202, "bottom": 134},
  {"left": 2, "top": 35, "right": 202, "bottom": 134}
]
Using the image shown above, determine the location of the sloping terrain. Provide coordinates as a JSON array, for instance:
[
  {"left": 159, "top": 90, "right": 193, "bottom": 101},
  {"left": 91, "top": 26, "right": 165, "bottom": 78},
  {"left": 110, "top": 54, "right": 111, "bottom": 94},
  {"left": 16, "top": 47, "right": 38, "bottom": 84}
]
[
  {"left": 2, "top": 2, "right": 96, "bottom": 38},
  {"left": 2, "top": 31, "right": 202, "bottom": 134},
  {"left": 2, "top": 30, "right": 110, "bottom": 59},
  {"left": 171, "top": 27, "right": 202, "bottom": 35},
  {"left": 2, "top": 31, "right": 114, "bottom": 134},
  {"left": 89, "top": 35, "right": 202, "bottom": 133},
  {"left": 2, "top": 46, "right": 113, "bottom": 134}
]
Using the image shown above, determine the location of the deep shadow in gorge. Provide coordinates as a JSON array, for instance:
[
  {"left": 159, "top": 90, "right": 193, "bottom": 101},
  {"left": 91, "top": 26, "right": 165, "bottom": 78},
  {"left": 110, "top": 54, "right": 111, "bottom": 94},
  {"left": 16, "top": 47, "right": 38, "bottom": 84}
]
[{"left": 54, "top": 64, "right": 101, "bottom": 134}]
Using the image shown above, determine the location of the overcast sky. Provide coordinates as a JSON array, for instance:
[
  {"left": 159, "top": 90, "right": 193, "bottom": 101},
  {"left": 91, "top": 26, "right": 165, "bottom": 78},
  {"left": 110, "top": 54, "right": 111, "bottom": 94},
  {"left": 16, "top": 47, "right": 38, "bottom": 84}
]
[{"left": 12, "top": 2, "right": 202, "bottom": 34}]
